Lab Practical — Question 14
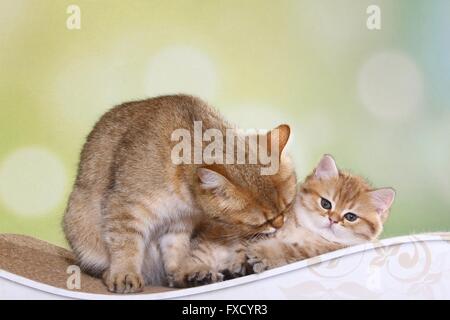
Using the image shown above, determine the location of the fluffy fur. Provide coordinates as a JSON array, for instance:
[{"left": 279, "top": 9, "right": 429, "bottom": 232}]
[
  {"left": 173, "top": 154, "right": 395, "bottom": 286},
  {"left": 246, "top": 154, "right": 396, "bottom": 272},
  {"left": 62, "top": 94, "right": 297, "bottom": 292}
]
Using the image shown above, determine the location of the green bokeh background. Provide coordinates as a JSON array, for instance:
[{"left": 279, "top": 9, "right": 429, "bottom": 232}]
[{"left": 0, "top": 0, "right": 449, "bottom": 247}]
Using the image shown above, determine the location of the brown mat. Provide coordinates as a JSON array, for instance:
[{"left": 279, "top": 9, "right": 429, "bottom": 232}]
[{"left": 0, "top": 234, "right": 175, "bottom": 295}]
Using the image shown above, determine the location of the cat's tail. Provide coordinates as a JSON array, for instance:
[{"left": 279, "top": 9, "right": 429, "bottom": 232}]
[{"left": 63, "top": 187, "right": 109, "bottom": 277}]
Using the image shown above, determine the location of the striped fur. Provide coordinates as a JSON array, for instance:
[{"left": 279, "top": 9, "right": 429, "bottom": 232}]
[
  {"left": 63, "top": 95, "right": 297, "bottom": 292},
  {"left": 246, "top": 154, "right": 396, "bottom": 272},
  {"left": 171, "top": 154, "right": 396, "bottom": 285}
]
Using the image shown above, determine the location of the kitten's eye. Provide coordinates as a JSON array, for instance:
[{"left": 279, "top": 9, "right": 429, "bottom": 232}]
[
  {"left": 344, "top": 212, "right": 358, "bottom": 222},
  {"left": 320, "top": 198, "right": 332, "bottom": 210}
]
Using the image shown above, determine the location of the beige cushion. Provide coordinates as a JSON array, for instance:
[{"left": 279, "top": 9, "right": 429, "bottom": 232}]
[{"left": 0, "top": 234, "right": 174, "bottom": 295}]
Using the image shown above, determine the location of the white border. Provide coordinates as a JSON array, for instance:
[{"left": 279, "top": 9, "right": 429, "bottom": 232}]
[{"left": 0, "top": 233, "right": 448, "bottom": 300}]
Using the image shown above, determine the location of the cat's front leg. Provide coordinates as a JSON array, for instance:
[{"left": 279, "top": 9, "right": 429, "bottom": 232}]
[
  {"left": 221, "top": 246, "right": 248, "bottom": 280},
  {"left": 102, "top": 200, "right": 147, "bottom": 293},
  {"left": 160, "top": 232, "right": 196, "bottom": 287},
  {"left": 161, "top": 233, "right": 225, "bottom": 288},
  {"left": 246, "top": 240, "right": 303, "bottom": 273},
  {"left": 102, "top": 234, "right": 146, "bottom": 293},
  {"left": 163, "top": 250, "right": 224, "bottom": 288},
  {"left": 246, "top": 244, "right": 282, "bottom": 273},
  {"left": 183, "top": 264, "right": 225, "bottom": 287}
]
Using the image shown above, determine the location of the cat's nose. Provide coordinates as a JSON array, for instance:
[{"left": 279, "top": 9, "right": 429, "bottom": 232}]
[{"left": 271, "top": 215, "right": 284, "bottom": 229}]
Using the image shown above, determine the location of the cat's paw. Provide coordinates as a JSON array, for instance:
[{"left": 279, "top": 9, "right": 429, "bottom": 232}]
[
  {"left": 221, "top": 263, "right": 247, "bottom": 280},
  {"left": 167, "top": 265, "right": 224, "bottom": 288},
  {"left": 246, "top": 247, "right": 277, "bottom": 273},
  {"left": 103, "top": 269, "right": 144, "bottom": 294},
  {"left": 186, "top": 270, "right": 224, "bottom": 287},
  {"left": 246, "top": 253, "right": 269, "bottom": 273}
]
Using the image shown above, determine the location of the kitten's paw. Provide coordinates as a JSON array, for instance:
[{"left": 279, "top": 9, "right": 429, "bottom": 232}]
[
  {"left": 246, "top": 252, "right": 269, "bottom": 273},
  {"left": 103, "top": 269, "right": 144, "bottom": 294},
  {"left": 221, "top": 264, "right": 247, "bottom": 280},
  {"left": 186, "top": 270, "right": 224, "bottom": 287}
]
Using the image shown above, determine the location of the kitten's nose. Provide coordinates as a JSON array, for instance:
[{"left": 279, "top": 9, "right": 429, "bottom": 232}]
[
  {"left": 328, "top": 217, "right": 338, "bottom": 224},
  {"left": 271, "top": 215, "right": 284, "bottom": 229}
]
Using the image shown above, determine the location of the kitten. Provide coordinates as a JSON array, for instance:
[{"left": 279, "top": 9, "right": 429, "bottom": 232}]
[
  {"left": 169, "top": 154, "right": 395, "bottom": 287},
  {"left": 246, "top": 154, "right": 396, "bottom": 272},
  {"left": 62, "top": 94, "right": 297, "bottom": 293}
]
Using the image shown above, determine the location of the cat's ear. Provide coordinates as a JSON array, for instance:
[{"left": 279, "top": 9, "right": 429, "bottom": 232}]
[
  {"left": 197, "top": 168, "right": 230, "bottom": 191},
  {"left": 266, "top": 124, "right": 291, "bottom": 156},
  {"left": 197, "top": 167, "right": 247, "bottom": 212},
  {"left": 314, "top": 154, "right": 339, "bottom": 180},
  {"left": 368, "top": 188, "right": 396, "bottom": 220}
]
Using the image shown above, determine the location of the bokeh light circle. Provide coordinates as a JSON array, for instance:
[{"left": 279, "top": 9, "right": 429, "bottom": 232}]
[
  {"left": 358, "top": 51, "right": 424, "bottom": 120},
  {"left": 0, "top": 147, "right": 67, "bottom": 217}
]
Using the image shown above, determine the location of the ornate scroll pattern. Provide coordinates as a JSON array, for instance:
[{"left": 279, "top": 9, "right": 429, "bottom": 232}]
[
  {"left": 308, "top": 247, "right": 367, "bottom": 279},
  {"left": 371, "top": 237, "right": 432, "bottom": 283},
  {"left": 279, "top": 233, "right": 450, "bottom": 299}
]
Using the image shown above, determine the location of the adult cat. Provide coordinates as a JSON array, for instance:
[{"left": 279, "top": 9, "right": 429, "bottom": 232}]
[{"left": 63, "top": 95, "right": 297, "bottom": 293}]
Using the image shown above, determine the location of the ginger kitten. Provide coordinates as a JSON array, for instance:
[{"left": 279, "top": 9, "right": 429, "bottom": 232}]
[
  {"left": 246, "top": 154, "right": 396, "bottom": 272},
  {"left": 63, "top": 95, "right": 297, "bottom": 292}
]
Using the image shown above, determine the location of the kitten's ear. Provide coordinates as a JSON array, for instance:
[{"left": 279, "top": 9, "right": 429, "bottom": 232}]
[
  {"left": 314, "top": 154, "right": 339, "bottom": 180},
  {"left": 368, "top": 188, "right": 396, "bottom": 220},
  {"left": 267, "top": 124, "right": 291, "bottom": 156},
  {"left": 197, "top": 168, "right": 229, "bottom": 191}
]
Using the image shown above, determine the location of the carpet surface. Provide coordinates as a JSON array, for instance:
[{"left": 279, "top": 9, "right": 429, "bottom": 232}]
[{"left": 0, "top": 234, "right": 174, "bottom": 295}]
